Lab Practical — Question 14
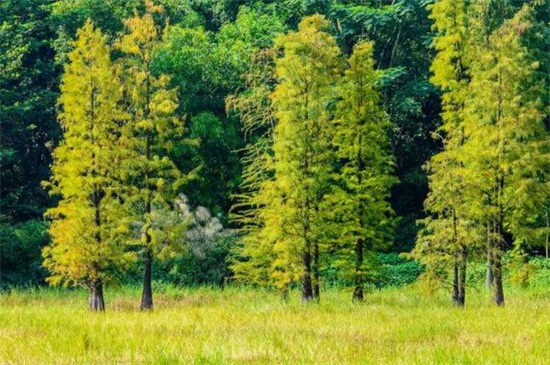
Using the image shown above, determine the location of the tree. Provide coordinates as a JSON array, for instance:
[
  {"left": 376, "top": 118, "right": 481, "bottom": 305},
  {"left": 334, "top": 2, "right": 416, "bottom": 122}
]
[
  {"left": 228, "top": 49, "right": 279, "bottom": 290},
  {"left": 0, "top": 0, "right": 60, "bottom": 223},
  {"left": 463, "top": 4, "right": 549, "bottom": 305},
  {"left": 328, "top": 41, "right": 396, "bottom": 301},
  {"left": 330, "top": 0, "right": 440, "bottom": 254},
  {"left": 116, "top": 0, "right": 188, "bottom": 310},
  {"left": 260, "top": 15, "right": 343, "bottom": 301},
  {"left": 42, "top": 20, "right": 129, "bottom": 311},
  {"left": 412, "top": 0, "right": 476, "bottom": 307}
]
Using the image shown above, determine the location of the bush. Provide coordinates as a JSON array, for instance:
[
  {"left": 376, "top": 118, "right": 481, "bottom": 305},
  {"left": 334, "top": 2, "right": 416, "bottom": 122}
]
[
  {"left": 377, "top": 253, "right": 424, "bottom": 288},
  {"left": 0, "top": 219, "right": 49, "bottom": 288}
]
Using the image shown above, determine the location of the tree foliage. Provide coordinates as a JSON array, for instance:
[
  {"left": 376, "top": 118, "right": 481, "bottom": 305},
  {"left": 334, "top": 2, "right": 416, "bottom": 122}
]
[{"left": 42, "top": 21, "right": 130, "bottom": 310}]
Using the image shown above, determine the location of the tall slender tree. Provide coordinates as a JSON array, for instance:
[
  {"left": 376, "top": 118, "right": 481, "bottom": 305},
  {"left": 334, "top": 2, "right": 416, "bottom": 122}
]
[
  {"left": 464, "top": 4, "right": 549, "bottom": 305},
  {"left": 328, "top": 41, "right": 396, "bottom": 301},
  {"left": 228, "top": 49, "right": 280, "bottom": 291},
  {"left": 117, "top": 0, "right": 187, "bottom": 310},
  {"left": 266, "top": 15, "right": 343, "bottom": 301},
  {"left": 413, "top": 0, "right": 476, "bottom": 307},
  {"left": 43, "top": 20, "right": 129, "bottom": 311}
]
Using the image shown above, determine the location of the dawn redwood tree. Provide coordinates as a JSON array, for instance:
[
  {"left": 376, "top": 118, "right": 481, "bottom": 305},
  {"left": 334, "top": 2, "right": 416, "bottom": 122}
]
[
  {"left": 228, "top": 49, "right": 280, "bottom": 292},
  {"left": 43, "top": 20, "right": 130, "bottom": 311},
  {"left": 463, "top": 5, "right": 549, "bottom": 306},
  {"left": 117, "top": 0, "right": 187, "bottom": 311},
  {"left": 329, "top": 41, "right": 396, "bottom": 302},
  {"left": 413, "top": 0, "right": 477, "bottom": 307},
  {"left": 265, "top": 15, "right": 343, "bottom": 301}
]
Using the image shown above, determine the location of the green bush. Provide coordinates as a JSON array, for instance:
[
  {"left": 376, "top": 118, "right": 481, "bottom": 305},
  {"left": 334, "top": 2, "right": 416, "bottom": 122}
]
[
  {"left": 0, "top": 219, "right": 49, "bottom": 288},
  {"left": 377, "top": 253, "right": 424, "bottom": 288}
]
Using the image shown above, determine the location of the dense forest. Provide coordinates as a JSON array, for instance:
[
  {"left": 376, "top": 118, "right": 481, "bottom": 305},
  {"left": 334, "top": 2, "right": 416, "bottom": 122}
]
[{"left": 1, "top": 0, "right": 548, "bottom": 311}]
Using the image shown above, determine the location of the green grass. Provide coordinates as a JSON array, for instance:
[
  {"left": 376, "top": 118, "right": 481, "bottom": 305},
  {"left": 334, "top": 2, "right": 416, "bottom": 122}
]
[{"left": 1, "top": 285, "right": 549, "bottom": 364}]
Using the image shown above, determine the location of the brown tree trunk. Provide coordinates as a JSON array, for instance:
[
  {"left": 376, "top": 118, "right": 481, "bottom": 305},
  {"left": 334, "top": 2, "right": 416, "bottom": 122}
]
[
  {"left": 457, "top": 246, "right": 467, "bottom": 307},
  {"left": 493, "top": 250, "right": 504, "bottom": 306},
  {"left": 492, "top": 220, "right": 505, "bottom": 306},
  {"left": 353, "top": 238, "right": 364, "bottom": 302},
  {"left": 312, "top": 241, "right": 320, "bottom": 302},
  {"left": 486, "top": 223, "right": 494, "bottom": 289},
  {"left": 302, "top": 246, "right": 313, "bottom": 302},
  {"left": 88, "top": 279, "right": 105, "bottom": 312},
  {"left": 452, "top": 259, "right": 460, "bottom": 305},
  {"left": 140, "top": 248, "right": 154, "bottom": 310},
  {"left": 546, "top": 210, "right": 549, "bottom": 259}
]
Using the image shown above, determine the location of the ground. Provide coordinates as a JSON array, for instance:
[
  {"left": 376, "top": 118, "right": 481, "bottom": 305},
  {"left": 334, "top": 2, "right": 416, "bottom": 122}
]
[{"left": 0, "top": 286, "right": 548, "bottom": 364}]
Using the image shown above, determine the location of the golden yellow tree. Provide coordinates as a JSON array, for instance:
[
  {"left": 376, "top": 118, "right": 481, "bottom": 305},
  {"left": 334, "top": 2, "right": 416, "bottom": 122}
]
[
  {"left": 43, "top": 20, "right": 130, "bottom": 311},
  {"left": 117, "top": 0, "right": 188, "bottom": 310}
]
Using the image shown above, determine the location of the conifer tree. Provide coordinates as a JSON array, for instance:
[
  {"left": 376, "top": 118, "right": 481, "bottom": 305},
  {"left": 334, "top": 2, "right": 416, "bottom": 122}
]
[
  {"left": 413, "top": 0, "right": 476, "bottom": 306},
  {"left": 227, "top": 49, "right": 279, "bottom": 290},
  {"left": 328, "top": 41, "right": 396, "bottom": 301},
  {"left": 43, "top": 20, "right": 129, "bottom": 311},
  {"left": 463, "top": 5, "right": 549, "bottom": 305},
  {"left": 117, "top": 0, "right": 187, "bottom": 310},
  {"left": 264, "top": 15, "right": 343, "bottom": 301}
]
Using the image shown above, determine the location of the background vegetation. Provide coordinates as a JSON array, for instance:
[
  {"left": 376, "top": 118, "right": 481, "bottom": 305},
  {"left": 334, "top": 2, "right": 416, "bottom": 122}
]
[{"left": 1, "top": 0, "right": 548, "bottom": 307}]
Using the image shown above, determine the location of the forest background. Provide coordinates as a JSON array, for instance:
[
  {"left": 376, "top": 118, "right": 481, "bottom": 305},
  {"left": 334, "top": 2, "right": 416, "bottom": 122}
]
[{"left": 1, "top": 0, "right": 548, "bottom": 300}]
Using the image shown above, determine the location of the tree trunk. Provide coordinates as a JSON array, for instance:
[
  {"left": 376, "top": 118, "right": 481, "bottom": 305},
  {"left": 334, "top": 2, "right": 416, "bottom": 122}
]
[
  {"left": 140, "top": 248, "right": 154, "bottom": 310},
  {"left": 486, "top": 223, "right": 494, "bottom": 289},
  {"left": 302, "top": 247, "right": 313, "bottom": 302},
  {"left": 452, "top": 259, "right": 460, "bottom": 305},
  {"left": 546, "top": 210, "right": 549, "bottom": 259},
  {"left": 457, "top": 246, "right": 467, "bottom": 307},
  {"left": 492, "top": 249, "right": 505, "bottom": 306},
  {"left": 312, "top": 241, "right": 320, "bottom": 302},
  {"left": 88, "top": 279, "right": 105, "bottom": 312},
  {"left": 492, "top": 221, "right": 505, "bottom": 306},
  {"left": 353, "top": 238, "right": 364, "bottom": 302}
]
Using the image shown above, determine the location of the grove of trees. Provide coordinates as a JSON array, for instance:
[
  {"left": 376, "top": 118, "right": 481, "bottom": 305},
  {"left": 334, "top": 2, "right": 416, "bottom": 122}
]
[{"left": 1, "top": 0, "right": 548, "bottom": 311}]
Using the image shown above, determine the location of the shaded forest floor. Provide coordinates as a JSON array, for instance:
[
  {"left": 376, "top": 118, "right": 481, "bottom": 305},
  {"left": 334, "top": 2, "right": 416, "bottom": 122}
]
[{"left": 0, "top": 286, "right": 548, "bottom": 364}]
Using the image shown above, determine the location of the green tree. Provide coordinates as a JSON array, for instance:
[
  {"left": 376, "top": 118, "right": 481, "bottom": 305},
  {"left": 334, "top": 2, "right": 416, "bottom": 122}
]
[
  {"left": 412, "top": 0, "right": 476, "bottom": 307},
  {"left": 463, "top": 4, "right": 549, "bottom": 305},
  {"left": 42, "top": 20, "right": 129, "bottom": 311},
  {"left": 117, "top": 0, "right": 188, "bottom": 310},
  {"left": 244, "top": 15, "right": 343, "bottom": 301},
  {"left": 328, "top": 41, "right": 396, "bottom": 301},
  {"left": 0, "top": 0, "right": 60, "bottom": 223},
  {"left": 228, "top": 49, "right": 278, "bottom": 289}
]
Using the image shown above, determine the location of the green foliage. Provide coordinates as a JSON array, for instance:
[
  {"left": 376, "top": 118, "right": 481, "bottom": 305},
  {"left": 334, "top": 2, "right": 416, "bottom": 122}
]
[
  {"left": 43, "top": 20, "right": 132, "bottom": 289},
  {"left": 377, "top": 253, "right": 424, "bottom": 288},
  {"left": 327, "top": 40, "right": 397, "bottom": 298},
  {"left": 0, "top": 0, "right": 60, "bottom": 222},
  {"left": 0, "top": 220, "right": 49, "bottom": 287}
]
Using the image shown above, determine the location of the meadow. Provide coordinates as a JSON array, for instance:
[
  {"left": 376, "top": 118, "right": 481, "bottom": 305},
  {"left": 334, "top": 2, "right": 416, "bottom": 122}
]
[{"left": 1, "top": 285, "right": 549, "bottom": 364}]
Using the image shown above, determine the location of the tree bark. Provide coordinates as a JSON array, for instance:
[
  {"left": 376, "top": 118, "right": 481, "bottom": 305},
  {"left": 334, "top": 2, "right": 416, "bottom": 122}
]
[
  {"left": 492, "top": 249, "right": 505, "bottom": 306},
  {"left": 546, "top": 210, "right": 549, "bottom": 259},
  {"left": 140, "top": 248, "right": 154, "bottom": 310},
  {"left": 452, "top": 259, "right": 460, "bottom": 305},
  {"left": 312, "top": 241, "right": 320, "bottom": 302},
  {"left": 353, "top": 238, "right": 365, "bottom": 302},
  {"left": 88, "top": 279, "right": 105, "bottom": 312},
  {"left": 492, "top": 221, "right": 505, "bottom": 306},
  {"left": 486, "top": 223, "right": 494, "bottom": 289},
  {"left": 457, "top": 246, "right": 467, "bottom": 307},
  {"left": 302, "top": 246, "right": 313, "bottom": 302}
]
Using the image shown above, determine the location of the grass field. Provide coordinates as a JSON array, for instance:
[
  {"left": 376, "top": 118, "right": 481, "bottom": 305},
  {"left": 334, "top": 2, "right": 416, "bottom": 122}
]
[{"left": 0, "top": 285, "right": 549, "bottom": 364}]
